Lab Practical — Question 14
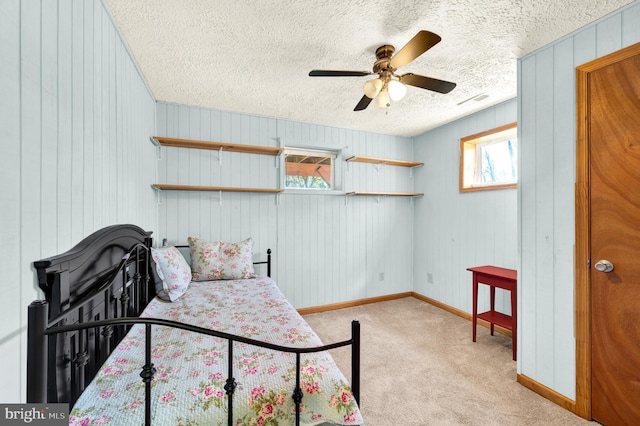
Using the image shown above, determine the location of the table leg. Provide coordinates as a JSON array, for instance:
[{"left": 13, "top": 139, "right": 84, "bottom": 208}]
[
  {"left": 511, "top": 283, "right": 517, "bottom": 361},
  {"left": 472, "top": 274, "right": 478, "bottom": 342},
  {"left": 490, "top": 285, "right": 496, "bottom": 336}
]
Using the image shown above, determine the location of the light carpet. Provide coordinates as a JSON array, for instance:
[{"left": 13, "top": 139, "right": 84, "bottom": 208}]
[{"left": 303, "top": 297, "right": 592, "bottom": 426}]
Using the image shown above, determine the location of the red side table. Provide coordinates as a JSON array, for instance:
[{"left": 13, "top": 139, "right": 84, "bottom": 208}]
[{"left": 467, "top": 266, "right": 517, "bottom": 361}]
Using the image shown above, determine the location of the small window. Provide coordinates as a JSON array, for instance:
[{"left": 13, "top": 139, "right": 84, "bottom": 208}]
[
  {"left": 460, "top": 122, "right": 517, "bottom": 192},
  {"left": 284, "top": 147, "right": 336, "bottom": 190}
]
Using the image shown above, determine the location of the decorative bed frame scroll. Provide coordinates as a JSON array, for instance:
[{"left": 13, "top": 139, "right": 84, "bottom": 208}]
[{"left": 27, "top": 224, "right": 361, "bottom": 426}]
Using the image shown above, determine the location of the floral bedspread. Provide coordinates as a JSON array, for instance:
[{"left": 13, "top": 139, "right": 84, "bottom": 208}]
[{"left": 69, "top": 276, "right": 363, "bottom": 425}]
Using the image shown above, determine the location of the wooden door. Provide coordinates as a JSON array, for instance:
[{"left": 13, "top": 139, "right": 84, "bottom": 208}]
[{"left": 588, "top": 48, "right": 640, "bottom": 425}]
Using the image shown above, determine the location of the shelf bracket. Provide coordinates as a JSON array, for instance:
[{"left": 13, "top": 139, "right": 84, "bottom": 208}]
[
  {"left": 219, "top": 190, "right": 223, "bottom": 206},
  {"left": 272, "top": 137, "right": 282, "bottom": 170},
  {"left": 217, "top": 147, "right": 223, "bottom": 166},
  {"left": 275, "top": 193, "right": 281, "bottom": 205},
  {"left": 151, "top": 185, "right": 163, "bottom": 205},
  {"left": 150, "top": 136, "right": 162, "bottom": 160}
]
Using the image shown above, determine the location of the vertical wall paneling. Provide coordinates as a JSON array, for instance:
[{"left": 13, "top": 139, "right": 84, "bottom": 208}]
[
  {"left": 518, "top": 0, "right": 640, "bottom": 401},
  {"left": 0, "top": 0, "right": 22, "bottom": 406},
  {"left": 71, "top": 0, "right": 85, "bottom": 243},
  {"left": 156, "top": 103, "right": 416, "bottom": 308},
  {"left": 41, "top": 0, "right": 59, "bottom": 255},
  {"left": 533, "top": 46, "right": 556, "bottom": 388},
  {"left": 551, "top": 37, "right": 578, "bottom": 394},
  {"left": 596, "top": 13, "right": 623, "bottom": 57},
  {"left": 2, "top": 0, "right": 157, "bottom": 403},
  {"left": 413, "top": 99, "right": 518, "bottom": 321},
  {"left": 622, "top": 5, "right": 640, "bottom": 43},
  {"left": 519, "top": 56, "right": 538, "bottom": 378},
  {"left": 57, "top": 0, "right": 72, "bottom": 249}
]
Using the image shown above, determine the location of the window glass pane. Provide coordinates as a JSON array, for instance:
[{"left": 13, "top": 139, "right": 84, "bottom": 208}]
[
  {"left": 284, "top": 148, "right": 335, "bottom": 189},
  {"left": 478, "top": 139, "right": 517, "bottom": 184}
]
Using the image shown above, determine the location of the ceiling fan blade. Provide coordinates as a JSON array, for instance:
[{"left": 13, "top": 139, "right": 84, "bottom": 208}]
[
  {"left": 389, "top": 30, "right": 441, "bottom": 69},
  {"left": 399, "top": 73, "right": 456, "bottom": 94},
  {"left": 309, "top": 70, "right": 373, "bottom": 77},
  {"left": 354, "top": 95, "right": 373, "bottom": 111}
]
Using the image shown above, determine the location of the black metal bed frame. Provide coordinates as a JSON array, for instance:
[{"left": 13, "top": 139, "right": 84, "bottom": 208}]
[{"left": 26, "top": 224, "right": 361, "bottom": 426}]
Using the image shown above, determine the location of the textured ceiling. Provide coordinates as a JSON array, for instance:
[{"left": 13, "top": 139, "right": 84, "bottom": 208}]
[{"left": 106, "top": 0, "right": 634, "bottom": 137}]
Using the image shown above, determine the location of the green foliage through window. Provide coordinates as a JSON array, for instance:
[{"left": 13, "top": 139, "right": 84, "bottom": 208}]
[{"left": 284, "top": 175, "right": 330, "bottom": 189}]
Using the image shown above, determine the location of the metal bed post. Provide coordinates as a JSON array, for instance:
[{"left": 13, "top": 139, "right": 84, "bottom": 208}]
[
  {"left": 293, "top": 353, "right": 303, "bottom": 426},
  {"left": 27, "top": 300, "right": 49, "bottom": 403},
  {"left": 224, "top": 340, "right": 237, "bottom": 426},
  {"left": 266, "top": 248, "right": 272, "bottom": 277},
  {"left": 351, "top": 320, "right": 361, "bottom": 404},
  {"left": 140, "top": 324, "right": 156, "bottom": 425}
]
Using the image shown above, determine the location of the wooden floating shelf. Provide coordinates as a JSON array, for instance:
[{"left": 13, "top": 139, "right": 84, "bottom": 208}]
[
  {"left": 152, "top": 184, "right": 283, "bottom": 193},
  {"left": 151, "top": 136, "right": 283, "bottom": 156},
  {"left": 346, "top": 191, "right": 423, "bottom": 197},
  {"left": 345, "top": 155, "right": 423, "bottom": 168}
]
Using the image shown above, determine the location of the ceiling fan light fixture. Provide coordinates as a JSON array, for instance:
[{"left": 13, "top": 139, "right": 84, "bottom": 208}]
[
  {"left": 387, "top": 80, "right": 407, "bottom": 101},
  {"left": 375, "top": 87, "right": 391, "bottom": 109},
  {"left": 363, "top": 78, "right": 383, "bottom": 98}
]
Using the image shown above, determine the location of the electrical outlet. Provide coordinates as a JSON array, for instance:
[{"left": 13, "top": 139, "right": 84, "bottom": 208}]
[
  {"left": 379, "top": 272, "right": 385, "bottom": 281},
  {"left": 427, "top": 273, "right": 433, "bottom": 284}
]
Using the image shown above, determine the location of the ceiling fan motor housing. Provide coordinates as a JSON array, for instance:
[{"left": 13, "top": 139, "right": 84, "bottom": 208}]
[{"left": 373, "top": 45, "right": 396, "bottom": 73}]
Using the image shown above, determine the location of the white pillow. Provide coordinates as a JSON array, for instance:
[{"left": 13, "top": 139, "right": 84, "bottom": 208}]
[{"left": 150, "top": 246, "right": 191, "bottom": 301}]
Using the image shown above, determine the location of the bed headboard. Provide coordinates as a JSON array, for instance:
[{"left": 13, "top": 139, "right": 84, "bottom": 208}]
[{"left": 28, "top": 224, "right": 154, "bottom": 404}]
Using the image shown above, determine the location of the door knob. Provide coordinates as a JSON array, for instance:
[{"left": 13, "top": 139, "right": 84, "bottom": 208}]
[{"left": 594, "top": 259, "right": 614, "bottom": 273}]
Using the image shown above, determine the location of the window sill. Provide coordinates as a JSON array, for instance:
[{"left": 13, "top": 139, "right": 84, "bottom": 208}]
[
  {"left": 283, "top": 188, "right": 345, "bottom": 196},
  {"left": 460, "top": 183, "right": 517, "bottom": 193}
]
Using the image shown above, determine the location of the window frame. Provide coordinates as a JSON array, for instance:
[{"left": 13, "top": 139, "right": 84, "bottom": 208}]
[
  {"left": 459, "top": 122, "right": 518, "bottom": 193},
  {"left": 282, "top": 146, "right": 340, "bottom": 192}
]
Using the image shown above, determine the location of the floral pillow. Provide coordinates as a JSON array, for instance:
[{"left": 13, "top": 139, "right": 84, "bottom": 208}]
[
  {"left": 217, "top": 238, "right": 256, "bottom": 279},
  {"left": 188, "top": 236, "right": 256, "bottom": 281},
  {"left": 150, "top": 246, "right": 191, "bottom": 302}
]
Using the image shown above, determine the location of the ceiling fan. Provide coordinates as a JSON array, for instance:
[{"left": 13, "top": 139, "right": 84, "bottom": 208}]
[{"left": 309, "top": 30, "right": 456, "bottom": 111}]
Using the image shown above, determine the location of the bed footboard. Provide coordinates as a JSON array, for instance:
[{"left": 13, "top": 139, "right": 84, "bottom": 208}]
[{"left": 33, "top": 315, "right": 361, "bottom": 426}]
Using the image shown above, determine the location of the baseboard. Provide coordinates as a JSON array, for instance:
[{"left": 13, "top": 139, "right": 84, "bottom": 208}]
[
  {"left": 411, "top": 292, "right": 512, "bottom": 337},
  {"left": 517, "top": 374, "right": 577, "bottom": 414},
  {"left": 297, "top": 292, "right": 413, "bottom": 315}
]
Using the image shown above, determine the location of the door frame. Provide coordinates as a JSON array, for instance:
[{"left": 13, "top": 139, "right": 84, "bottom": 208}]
[{"left": 574, "top": 41, "right": 640, "bottom": 420}]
